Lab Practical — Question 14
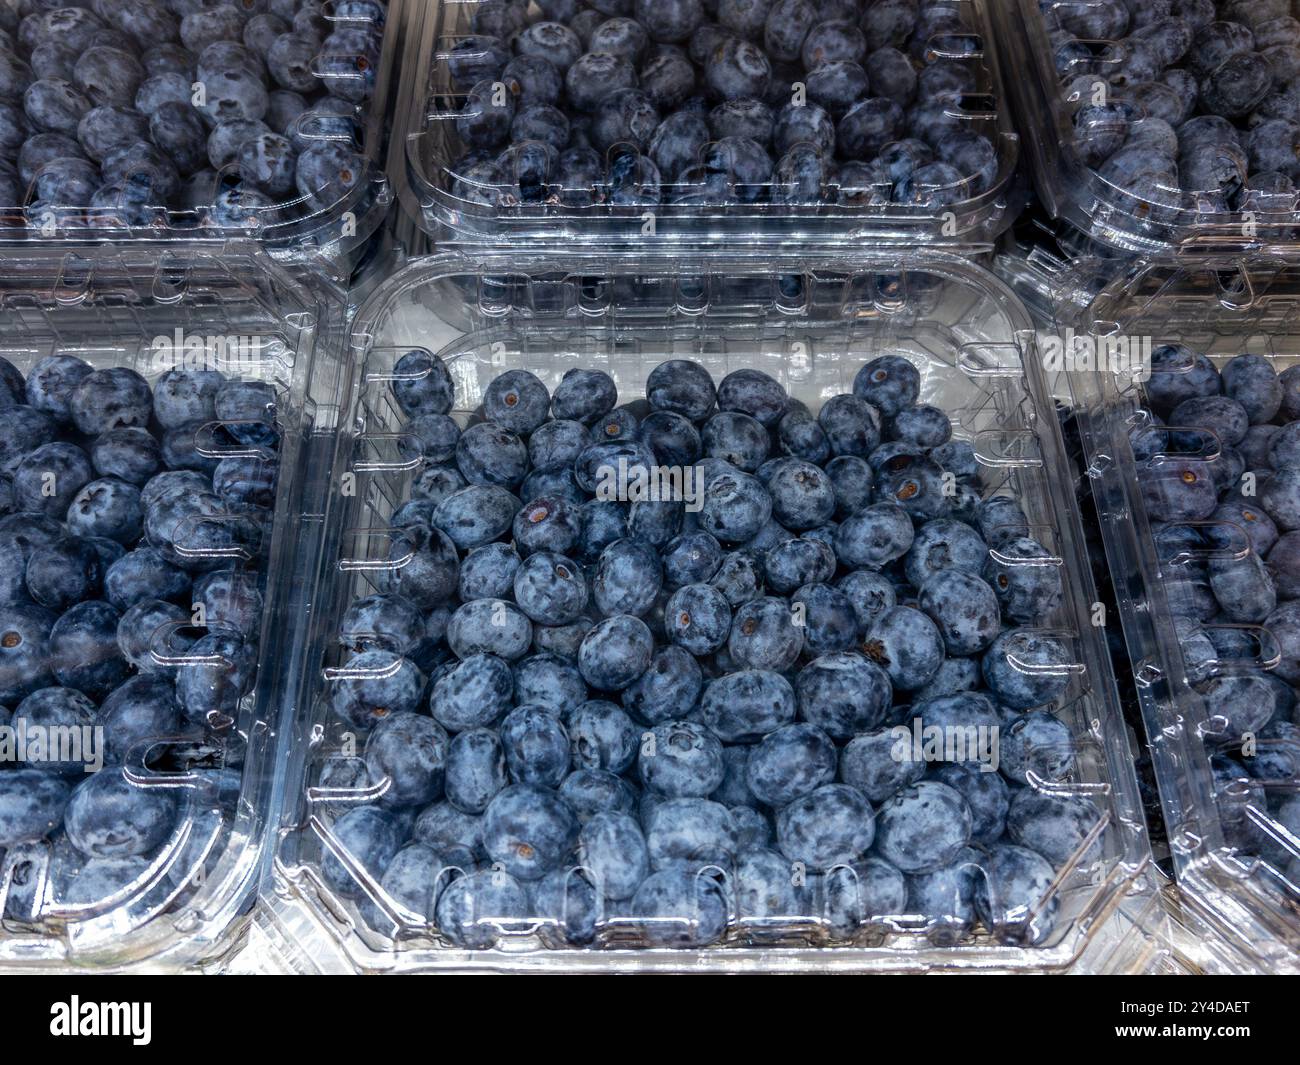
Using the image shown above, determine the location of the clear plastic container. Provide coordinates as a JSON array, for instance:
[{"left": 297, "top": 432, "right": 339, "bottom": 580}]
[
  {"left": 991, "top": 0, "right": 1300, "bottom": 257},
  {"left": 403, "top": 0, "right": 1021, "bottom": 248},
  {"left": 0, "top": 242, "right": 339, "bottom": 970},
  {"left": 0, "top": 1, "right": 398, "bottom": 279},
  {"left": 268, "top": 250, "right": 1158, "bottom": 973},
  {"left": 1061, "top": 255, "right": 1300, "bottom": 973}
]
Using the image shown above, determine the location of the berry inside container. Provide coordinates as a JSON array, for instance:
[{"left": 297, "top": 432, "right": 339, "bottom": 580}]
[
  {"left": 270, "top": 252, "right": 1154, "bottom": 973},
  {"left": 0, "top": 0, "right": 396, "bottom": 273},
  {"left": 996, "top": 0, "right": 1300, "bottom": 255},
  {"left": 406, "top": 0, "right": 1020, "bottom": 246},
  {"left": 1069, "top": 255, "right": 1300, "bottom": 972},
  {"left": 0, "top": 243, "right": 333, "bottom": 969}
]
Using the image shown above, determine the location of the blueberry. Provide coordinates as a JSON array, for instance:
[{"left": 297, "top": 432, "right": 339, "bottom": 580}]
[
  {"left": 746, "top": 722, "right": 836, "bottom": 806},
  {"left": 837, "top": 726, "right": 924, "bottom": 803},
  {"left": 559, "top": 766, "right": 637, "bottom": 823},
  {"left": 434, "top": 868, "right": 530, "bottom": 947},
  {"left": 330, "top": 649, "right": 425, "bottom": 730},
  {"left": 664, "top": 581, "right": 732, "bottom": 654},
  {"left": 578, "top": 612, "right": 653, "bottom": 690},
  {"left": 820, "top": 855, "right": 907, "bottom": 936},
  {"left": 918, "top": 570, "right": 999, "bottom": 656},
  {"left": 983, "top": 536, "right": 1064, "bottom": 624},
  {"left": 862, "top": 605, "right": 944, "bottom": 692},
  {"left": 48, "top": 599, "right": 128, "bottom": 700},
  {"left": 833, "top": 501, "right": 912, "bottom": 569},
  {"left": 27, "top": 535, "right": 104, "bottom": 611},
  {"left": 174, "top": 631, "right": 254, "bottom": 726},
  {"left": 629, "top": 865, "right": 728, "bottom": 945},
  {"left": 320, "top": 805, "right": 403, "bottom": 899},
  {"left": 972, "top": 843, "right": 1058, "bottom": 945},
  {"left": 644, "top": 795, "right": 736, "bottom": 869},
  {"left": 641, "top": 51, "right": 697, "bottom": 110},
  {"left": 637, "top": 719, "right": 724, "bottom": 797},
  {"left": 698, "top": 667, "right": 795, "bottom": 742},
  {"left": 64, "top": 766, "right": 177, "bottom": 858},
  {"left": 728, "top": 594, "right": 803, "bottom": 669},
  {"left": 433, "top": 485, "right": 520, "bottom": 550},
  {"left": 444, "top": 727, "right": 507, "bottom": 814},
  {"left": 836, "top": 96, "right": 903, "bottom": 159},
  {"left": 775, "top": 782, "right": 874, "bottom": 870},
  {"left": 483, "top": 782, "right": 578, "bottom": 880},
  {"left": 872, "top": 780, "right": 973, "bottom": 875},
  {"left": 1006, "top": 789, "right": 1102, "bottom": 869},
  {"left": 594, "top": 537, "right": 662, "bottom": 616},
  {"left": 565, "top": 51, "right": 638, "bottom": 111},
  {"left": 982, "top": 629, "right": 1072, "bottom": 711},
  {"left": 513, "top": 652, "right": 587, "bottom": 716},
  {"left": 621, "top": 644, "right": 702, "bottom": 723},
  {"left": 0, "top": 768, "right": 69, "bottom": 847},
  {"left": 429, "top": 653, "right": 513, "bottom": 732},
  {"left": 763, "top": 0, "right": 816, "bottom": 63},
  {"left": 13, "top": 441, "right": 93, "bottom": 517},
  {"left": 764, "top": 535, "right": 834, "bottom": 593},
  {"left": 699, "top": 471, "right": 772, "bottom": 543},
  {"left": 97, "top": 673, "right": 181, "bottom": 765}
]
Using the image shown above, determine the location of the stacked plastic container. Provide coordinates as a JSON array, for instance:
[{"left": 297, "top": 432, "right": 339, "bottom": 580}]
[
  {"left": 0, "top": 242, "right": 341, "bottom": 971},
  {"left": 0, "top": 0, "right": 400, "bottom": 283}
]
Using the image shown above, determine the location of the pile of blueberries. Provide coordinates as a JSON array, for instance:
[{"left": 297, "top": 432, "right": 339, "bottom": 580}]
[
  {"left": 1134, "top": 347, "right": 1300, "bottom": 883},
  {"left": 321, "top": 349, "right": 1106, "bottom": 950},
  {"left": 0, "top": 354, "right": 276, "bottom": 911},
  {"left": 0, "top": 0, "right": 381, "bottom": 229},
  {"left": 1055, "top": 0, "right": 1300, "bottom": 216},
  {"left": 445, "top": 0, "right": 1003, "bottom": 211}
]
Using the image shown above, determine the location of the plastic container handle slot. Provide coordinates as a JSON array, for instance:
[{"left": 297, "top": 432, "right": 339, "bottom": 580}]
[
  {"left": 972, "top": 428, "right": 1045, "bottom": 469},
  {"left": 351, "top": 431, "right": 426, "bottom": 473},
  {"left": 336, "top": 527, "right": 412, "bottom": 575}
]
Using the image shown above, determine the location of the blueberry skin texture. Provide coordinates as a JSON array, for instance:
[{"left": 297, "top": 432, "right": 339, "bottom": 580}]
[
  {"left": 10, "top": 687, "right": 96, "bottom": 777},
  {"left": 579, "top": 810, "right": 649, "bottom": 899},
  {"left": 904, "top": 518, "right": 989, "bottom": 588},
  {"left": 0, "top": 770, "right": 71, "bottom": 847},
  {"left": 321, "top": 806, "right": 404, "bottom": 900},
  {"left": 559, "top": 767, "right": 637, "bottom": 823},
  {"left": 513, "top": 652, "right": 587, "bottom": 715},
  {"left": 364, "top": 711, "right": 450, "bottom": 809},
  {"left": 564, "top": 699, "right": 639, "bottom": 773},
  {"left": 646, "top": 359, "right": 716, "bottom": 421},
  {"left": 482, "top": 783, "right": 579, "bottom": 880},
  {"left": 639, "top": 720, "right": 725, "bottom": 797},
  {"left": 115, "top": 597, "right": 189, "bottom": 675},
  {"left": 1006, "top": 789, "right": 1102, "bottom": 869},
  {"left": 834, "top": 502, "right": 913, "bottom": 569},
  {"left": 621, "top": 644, "right": 703, "bottom": 724},
  {"left": 933, "top": 761, "right": 1009, "bottom": 846},
  {"left": 551, "top": 368, "right": 618, "bottom": 425},
  {"left": 444, "top": 728, "right": 508, "bottom": 814},
  {"left": 630, "top": 866, "right": 728, "bottom": 945},
  {"left": 578, "top": 613, "right": 654, "bottom": 690},
  {"left": 434, "top": 485, "right": 521, "bottom": 550},
  {"left": 0, "top": 603, "right": 57, "bottom": 704},
  {"left": 862, "top": 606, "right": 944, "bottom": 692},
  {"left": 447, "top": 599, "right": 532, "bottom": 661},
  {"left": 775, "top": 783, "right": 875, "bottom": 871},
  {"left": 174, "top": 631, "right": 255, "bottom": 726},
  {"left": 391, "top": 350, "right": 455, "bottom": 419},
  {"left": 1221, "top": 353, "right": 1283, "bottom": 424},
  {"left": 513, "top": 551, "right": 588, "bottom": 626},
  {"left": 973, "top": 843, "right": 1059, "bottom": 946},
  {"left": 917, "top": 569, "right": 1000, "bottom": 656},
  {"left": 982, "top": 629, "right": 1072, "bottom": 711},
  {"left": 25, "top": 354, "right": 91, "bottom": 425},
  {"left": 595, "top": 540, "right": 665, "bottom": 616},
  {"left": 434, "top": 868, "right": 531, "bottom": 947},
  {"left": 49, "top": 599, "right": 128, "bottom": 699},
  {"left": 643, "top": 796, "right": 737, "bottom": 870},
  {"left": 661, "top": 531, "right": 723, "bottom": 589},
  {"left": 330, "top": 650, "right": 426, "bottom": 731},
  {"left": 339, "top": 592, "right": 425, "bottom": 656},
  {"left": 64, "top": 767, "right": 177, "bottom": 859},
  {"left": 999, "top": 709, "right": 1077, "bottom": 786},
  {"left": 766, "top": 458, "right": 835, "bottom": 530},
  {"left": 665, "top": 581, "right": 732, "bottom": 654},
  {"left": 728, "top": 595, "right": 803, "bottom": 670},
  {"left": 699, "top": 667, "right": 795, "bottom": 742},
  {"left": 96, "top": 673, "right": 181, "bottom": 765},
  {"left": 500, "top": 704, "right": 571, "bottom": 788},
  {"left": 791, "top": 581, "right": 857, "bottom": 653},
  {"left": 794, "top": 650, "right": 891, "bottom": 740},
  {"left": 853, "top": 355, "right": 920, "bottom": 417},
  {"left": 68, "top": 367, "right": 152, "bottom": 436},
  {"left": 818, "top": 394, "right": 882, "bottom": 458},
  {"left": 699, "top": 471, "right": 773, "bottom": 544},
  {"left": 745, "top": 722, "right": 836, "bottom": 806},
  {"left": 873, "top": 780, "right": 973, "bottom": 876},
  {"left": 13, "top": 441, "right": 94, "bottom": 517},
  {"left": 982, "top": 536, "right": 1063, "bottom": 624}
]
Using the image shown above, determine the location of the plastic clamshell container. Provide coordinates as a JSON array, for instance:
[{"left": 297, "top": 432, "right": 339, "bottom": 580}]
[
  {"left": 0, "top": 1, "right": 399, "bottom": 280},
  {"left": 267, "top": 250, "right": 1158, "bottom": 973},
  {"left": 403, "top": 0, "right": 1020, "bottom": 248},
  {"left": 991, "top": 0, "right": 1300, "bottom": 258},
  {"left": 1065, "top": 257, "right": 1300, "bottom": 973},
  {"left": 0, "top": 243, "right": 338, "bottom": 971}
]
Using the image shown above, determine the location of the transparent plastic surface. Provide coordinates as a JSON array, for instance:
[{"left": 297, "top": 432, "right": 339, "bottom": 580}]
[
  {"left": 0, "top": 1, "right": 397, "bottom": 270},
  {"left": 271, "top": 251, "right": 1154, "bottom": 972},
  {"left": 993, "top": 0, "right": 1300, "bottom": 257},
  {"left": 405, "top": 0, "right": 1020, "bottom": 247},
  {"left": 0, "top": 243, "right": 336, "bottom": 970},
  {"left": 1068, "top": 257, "right": 1300, "bottom": 972}
]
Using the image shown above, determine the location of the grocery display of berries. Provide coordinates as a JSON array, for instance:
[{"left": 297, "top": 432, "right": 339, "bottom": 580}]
[
  {"left": 0, "top": 349, "right": 279, "bottom": 916},
  {"left": 1130, "top": 348, "right": 1300, "bottom": 884},
  {"left": 1045, "top": 0, "right": 1300, "bottom": 216},
  {"left": 317, "top": 348, "right": 1098, "bottom": 951},
  {"left": 433, "top": 0, "right": 1008, "bottom": 215},
  {"left": 0, "top": 0, "right": 384, "bottom": 231}
]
